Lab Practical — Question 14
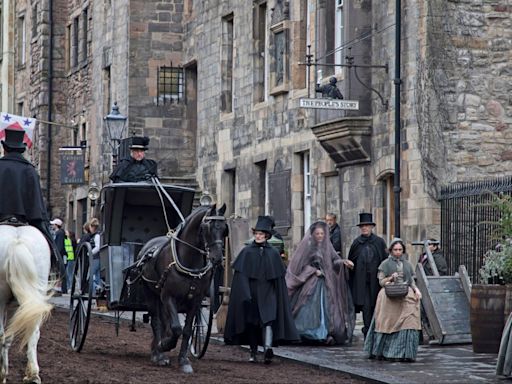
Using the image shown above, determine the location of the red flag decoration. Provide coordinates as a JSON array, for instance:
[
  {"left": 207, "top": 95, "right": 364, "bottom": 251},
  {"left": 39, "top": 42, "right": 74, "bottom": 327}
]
[{"left": 0, "top": 112, "right": 35, "bottom": 148}]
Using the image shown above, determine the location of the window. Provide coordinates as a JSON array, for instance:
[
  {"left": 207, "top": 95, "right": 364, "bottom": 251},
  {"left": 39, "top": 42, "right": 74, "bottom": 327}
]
[
  {"left": 317, "top": 0, "right": 345, "bottom": 81},
  {"left": 17, "top": 15, "right": 26, "bottom": 66},
  {"left": 32, "top": 4, "right": 38, "bottom": 38},
  {"left": 253, "top": 2, "right": 267, "bottom": 103},
  {"left": 255, "top": 161, "right": 269, "bottom": 216},
  {"left": 269, "top": 23, "right": 288, "bottom": 93},
  {"left": 80, "top": 121, "right": 87, "bottom": 144},
  {"left": 17, "top": 101, "right": 24, "bottom": 116},
  {"left": 66, "top": 24, "right": 71, "bottom": 70},
  {"left": 103, "top": 66, "right": 111, "bottom": 115},
  {"left": 334, "top": 0, "right": 344, "bottom": 74},
  {"left": 157, "top": 66, "right": 184, "bottom": 105},
  {"left": 221, "top": 14, "right": 234, "bottom": 113},
  {"left": 381, "top": 174, "right": 395, "bottom": 244},
  {"left": 72, "top": 16, "right": 79, "bottom": 67},
  {"left": 82, "top": 7, "right": 88, "bottom": 62},
  {"left": 303, "top": 152, "right": 311, "bottom": 231}
]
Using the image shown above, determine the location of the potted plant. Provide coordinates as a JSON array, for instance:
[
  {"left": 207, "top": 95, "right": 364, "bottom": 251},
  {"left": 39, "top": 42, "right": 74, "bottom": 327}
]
[
  {"left": 479, "top": 244, "right": 512, "bottom": 285},
  {"left": 471, "top": 193, "right": 512, "bottom": 353}
]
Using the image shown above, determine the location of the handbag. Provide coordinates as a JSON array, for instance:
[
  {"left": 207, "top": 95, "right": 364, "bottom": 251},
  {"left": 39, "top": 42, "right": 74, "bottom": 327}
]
[{"left": 384, "top": 282, "right": 409, "bottom": 299}]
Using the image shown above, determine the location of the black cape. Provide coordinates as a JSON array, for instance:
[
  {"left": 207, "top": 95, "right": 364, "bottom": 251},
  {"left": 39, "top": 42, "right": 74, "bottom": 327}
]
[
  {"left": 224, "top": 241, "right": 299, "bottom": 346},
  {"left": 0, "top": 152, "right": 65, "bottom": 275},
  {"left": 0, "top": 152, "right": 48, "bottom": 221},
  {"left": 109, "top": 157, "right": 158, "bottom": 182},
  {"left": 347, "top": 233, "right": 387, "bottom": 308}
]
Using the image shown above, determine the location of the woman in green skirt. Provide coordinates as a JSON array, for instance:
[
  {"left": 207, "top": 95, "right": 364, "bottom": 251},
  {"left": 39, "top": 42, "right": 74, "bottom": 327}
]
[{"left": 364, "top": 238, "right": 422, "bottom": 362}]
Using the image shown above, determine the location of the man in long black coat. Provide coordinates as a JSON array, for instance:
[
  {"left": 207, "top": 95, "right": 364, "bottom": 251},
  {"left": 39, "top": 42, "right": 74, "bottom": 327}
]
[
  {"left": 347, "top": 213, "right": 387, "bottom": 339},
  {"left": 326, "top": 212, "right": 342, "bottom": 255},
  {"left": 0, "top": 128, "right": 64, "bottom": 274},
  {"left": 224, "top": 216, "right": 299, "bottom": 364},
  {"left": 109, "top": 136, "right": 158, "bottom": 182}
]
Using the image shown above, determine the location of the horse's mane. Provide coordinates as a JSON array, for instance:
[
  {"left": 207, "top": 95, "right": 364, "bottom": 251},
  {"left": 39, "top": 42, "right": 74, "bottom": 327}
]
[{"left": 182, "top": 205, "right": 210, "bottom": 229}]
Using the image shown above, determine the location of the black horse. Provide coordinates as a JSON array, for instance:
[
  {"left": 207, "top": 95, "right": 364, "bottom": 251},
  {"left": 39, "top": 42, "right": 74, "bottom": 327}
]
[{"left": 141, "top": 204, "right": 227, "bottom": 373}]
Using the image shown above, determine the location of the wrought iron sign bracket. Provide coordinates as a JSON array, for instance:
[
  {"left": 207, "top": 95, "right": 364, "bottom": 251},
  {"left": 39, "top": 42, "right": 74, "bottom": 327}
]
[{"left": 300, "top": 45, "right": 389, "bottom": 110}]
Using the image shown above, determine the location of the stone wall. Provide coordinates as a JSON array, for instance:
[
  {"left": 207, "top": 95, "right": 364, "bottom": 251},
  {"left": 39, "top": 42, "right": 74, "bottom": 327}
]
[
  {"left": 15, "top": 0, "right": 512, "bottom": 249},
  {"left": 128, "top": 0, "right": 196, "bottom": 177},
  {"left": 182, "top": 0, "right": 338, "bottom": 248}
]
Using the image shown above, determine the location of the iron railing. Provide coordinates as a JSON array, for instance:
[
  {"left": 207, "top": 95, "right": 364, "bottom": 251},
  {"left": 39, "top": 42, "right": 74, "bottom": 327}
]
[{"left": 440, "top": 176, "right": 512, "bottom": 282}]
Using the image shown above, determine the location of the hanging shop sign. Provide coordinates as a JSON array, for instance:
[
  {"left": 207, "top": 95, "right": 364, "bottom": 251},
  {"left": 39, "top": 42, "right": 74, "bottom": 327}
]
[{"left": 299, "top": 98, "right": 359, "bottom": 110}]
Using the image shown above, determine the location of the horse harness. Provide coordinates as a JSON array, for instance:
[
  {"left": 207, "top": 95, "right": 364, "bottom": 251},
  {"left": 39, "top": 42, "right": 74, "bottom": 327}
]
[
  {"left": 131, "top": 212, "right": 225, "bottom": 292},
  {"left": 0, "top": 216, "right": 28, "bottom": 227}
]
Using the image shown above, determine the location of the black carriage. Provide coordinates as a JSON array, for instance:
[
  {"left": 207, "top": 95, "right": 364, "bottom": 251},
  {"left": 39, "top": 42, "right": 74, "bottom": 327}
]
[{"left": 69, "top": 182, "right": 216, "bottom": 358}]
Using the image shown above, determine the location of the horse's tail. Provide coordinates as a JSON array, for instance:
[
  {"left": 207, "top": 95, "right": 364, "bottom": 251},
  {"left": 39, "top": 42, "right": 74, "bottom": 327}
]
[{"left": 4, "top": 237, "right": 53, "bottom": 349}]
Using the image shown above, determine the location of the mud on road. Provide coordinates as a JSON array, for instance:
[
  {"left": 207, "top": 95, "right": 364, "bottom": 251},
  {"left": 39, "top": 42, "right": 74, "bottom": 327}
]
[{"left": 8, "top": 308, "right": 366, "bottom": 384}]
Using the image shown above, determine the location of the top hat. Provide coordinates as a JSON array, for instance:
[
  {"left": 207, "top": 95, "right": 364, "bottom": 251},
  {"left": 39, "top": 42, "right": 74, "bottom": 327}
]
[
  {"left": 129, "top": 136, "right": 150, "bottom": 150},
  {"left": 1, "top": 128, "right": 26, "bottom": 150},
  {"left": 357, "top": 212, "right": 375, "bottom": 227},
  {"left": 252, "top": 215, "right": 274, "bottom": 235}
]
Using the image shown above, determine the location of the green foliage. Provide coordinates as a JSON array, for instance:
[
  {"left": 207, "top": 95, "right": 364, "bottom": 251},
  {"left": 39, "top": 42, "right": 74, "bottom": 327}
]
[
  {"left": 480, "top": 245, "right": 512, "bottom": 284},
  {"left": 490, "top": 193, "right": 512, "bottom": 240},
  {"left": 479, "top": 193, "right": 512, "bottom": 284}
]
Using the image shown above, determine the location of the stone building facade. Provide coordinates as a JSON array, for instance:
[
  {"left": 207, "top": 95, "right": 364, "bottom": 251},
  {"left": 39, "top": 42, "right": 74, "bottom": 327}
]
[
  {"left": 182, "top": 0, "right": 512, "bottom": 257},
  {"left": 5, "top": 0, "right": 512, "bottom": 258},
  {"left": 6, "top": 0, "right": 197, "bottom": 234}
]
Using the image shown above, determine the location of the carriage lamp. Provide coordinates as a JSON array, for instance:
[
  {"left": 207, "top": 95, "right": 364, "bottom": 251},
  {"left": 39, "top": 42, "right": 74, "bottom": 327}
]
[
  {"left": 199, "top": 191, "right": 213, "bottom": 206},
  {"left": 88, "top": 182, "right": 101, "bottom": 207},
  {"left": 104, "top": 102, "right": 127, "bottom": 167}
]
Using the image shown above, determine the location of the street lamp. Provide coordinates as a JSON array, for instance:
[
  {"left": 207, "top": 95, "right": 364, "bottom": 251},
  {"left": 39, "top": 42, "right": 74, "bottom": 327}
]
[
  {"left": 104, "top": 102, "right": 127, "bottom": 167},
  {"left": 87, "top": 182, "right": 101, "bottom": 217},
  {"left": 199, "top": 191, "right": 214, "bottom": 206}
]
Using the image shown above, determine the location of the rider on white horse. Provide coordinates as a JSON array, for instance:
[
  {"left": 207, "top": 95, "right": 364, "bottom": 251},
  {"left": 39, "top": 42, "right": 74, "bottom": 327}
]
[{"left": 0, "top": 128, "right": 64, "bottom": 277}]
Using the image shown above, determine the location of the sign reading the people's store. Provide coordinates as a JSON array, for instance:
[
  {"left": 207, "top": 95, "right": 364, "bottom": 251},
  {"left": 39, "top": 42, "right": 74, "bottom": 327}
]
[{"left": 299, "top": 98, "right": 359, "bottom": 110}]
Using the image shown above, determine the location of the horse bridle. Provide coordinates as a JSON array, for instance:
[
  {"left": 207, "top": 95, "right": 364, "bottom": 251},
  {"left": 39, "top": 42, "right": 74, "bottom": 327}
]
[
  {"left": 200, "top": 214, "right": 226, "bottom": 257},
  {"left": 165, "top": 211, "right": 226, "bottom": 280}
]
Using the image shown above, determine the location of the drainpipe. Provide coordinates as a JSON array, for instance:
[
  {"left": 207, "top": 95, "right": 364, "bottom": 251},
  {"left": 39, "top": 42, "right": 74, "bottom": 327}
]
[
  {"left": 46, "top": 0, "right": 54, "bottom": 215},
  {"left": 393, "top": 0, "right": 401, "bottom": 238}
]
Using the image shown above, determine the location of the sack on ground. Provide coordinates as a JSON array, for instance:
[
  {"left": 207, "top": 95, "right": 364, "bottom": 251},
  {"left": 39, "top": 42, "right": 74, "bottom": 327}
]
[{"left": 384, "top": 282, "right": 408, "bottom": 298}]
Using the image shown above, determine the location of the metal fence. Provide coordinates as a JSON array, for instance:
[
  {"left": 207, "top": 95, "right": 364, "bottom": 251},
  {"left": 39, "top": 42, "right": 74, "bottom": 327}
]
[{"left": 440, "top": 177, "right": 512, "bottom": 283}]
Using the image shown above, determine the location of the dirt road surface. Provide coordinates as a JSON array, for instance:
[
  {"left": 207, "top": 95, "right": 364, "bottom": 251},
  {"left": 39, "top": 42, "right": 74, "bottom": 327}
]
[{"left": 7, "top": 308, "right": 366, "bottom": 384}]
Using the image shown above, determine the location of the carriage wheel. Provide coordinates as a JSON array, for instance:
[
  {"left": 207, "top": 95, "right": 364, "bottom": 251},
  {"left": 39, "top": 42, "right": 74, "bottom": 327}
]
[
  {"left": 69, "top": 242, "right": 94, "bottom": 352},
  {"left": 189, "top": 278, "right": 215, "bottom": 359}
]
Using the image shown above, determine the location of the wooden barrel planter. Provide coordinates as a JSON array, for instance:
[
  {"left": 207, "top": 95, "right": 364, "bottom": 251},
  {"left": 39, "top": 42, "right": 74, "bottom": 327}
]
[{"left": 470, "top": 284, "right": 512, "bottom": 353}]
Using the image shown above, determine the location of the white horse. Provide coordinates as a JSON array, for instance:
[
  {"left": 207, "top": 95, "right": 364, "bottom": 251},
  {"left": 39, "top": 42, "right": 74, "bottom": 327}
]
[{"left": 0, "top": 225, "right": 53, "bottom": 384}]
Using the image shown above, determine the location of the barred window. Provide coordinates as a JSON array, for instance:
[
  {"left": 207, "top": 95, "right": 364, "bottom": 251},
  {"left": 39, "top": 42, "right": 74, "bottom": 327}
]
[{"left": 157, "top": 66, "right": 183, "bottom": 104}]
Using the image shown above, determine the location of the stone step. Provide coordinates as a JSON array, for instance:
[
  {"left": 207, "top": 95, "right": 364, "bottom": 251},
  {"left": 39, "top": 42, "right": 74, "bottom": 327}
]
[{"left": 158, "top": 175, "right": 205, "bottom": 208}]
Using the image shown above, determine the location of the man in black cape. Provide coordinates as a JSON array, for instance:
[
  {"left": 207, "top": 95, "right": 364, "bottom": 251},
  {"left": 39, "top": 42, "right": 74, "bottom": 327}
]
[
  {"left": 0, "top": 128, "right": 65, "bottom": 276},
  {"left": 109, "top": 136, "right": 158, "bottom": 182},
  {"left": 224, "top": 216, "right": 299, "bottom": 364},
  {"left": 347, "top": 212, "right": 387, "bottom": 339}
]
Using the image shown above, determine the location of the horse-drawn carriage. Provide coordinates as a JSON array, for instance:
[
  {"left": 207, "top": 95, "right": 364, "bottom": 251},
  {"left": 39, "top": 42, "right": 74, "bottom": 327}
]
[{"left": 68, "top": 180, "right": 227, "bottom": 372}]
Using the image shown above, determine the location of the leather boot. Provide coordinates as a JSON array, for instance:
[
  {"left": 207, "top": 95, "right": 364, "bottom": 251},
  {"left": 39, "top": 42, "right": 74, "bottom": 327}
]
[
  {"left": 263, "top": 325, "right": 274, "bottom": 364},
  {"left": 249, "top": 345, "right": 258, "bottom": 363}
]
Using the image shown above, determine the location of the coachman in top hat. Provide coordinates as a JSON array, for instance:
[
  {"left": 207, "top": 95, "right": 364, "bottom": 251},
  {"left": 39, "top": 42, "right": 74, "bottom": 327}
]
[
  {"left": 109, "top": 136, "right": 158, "bottom": 183},
  {"left": 346, "top": 212, "right": 388, "bottom": 339},
  {"left": 0, "top": 128, "right": 65, "bottom": 275}
]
